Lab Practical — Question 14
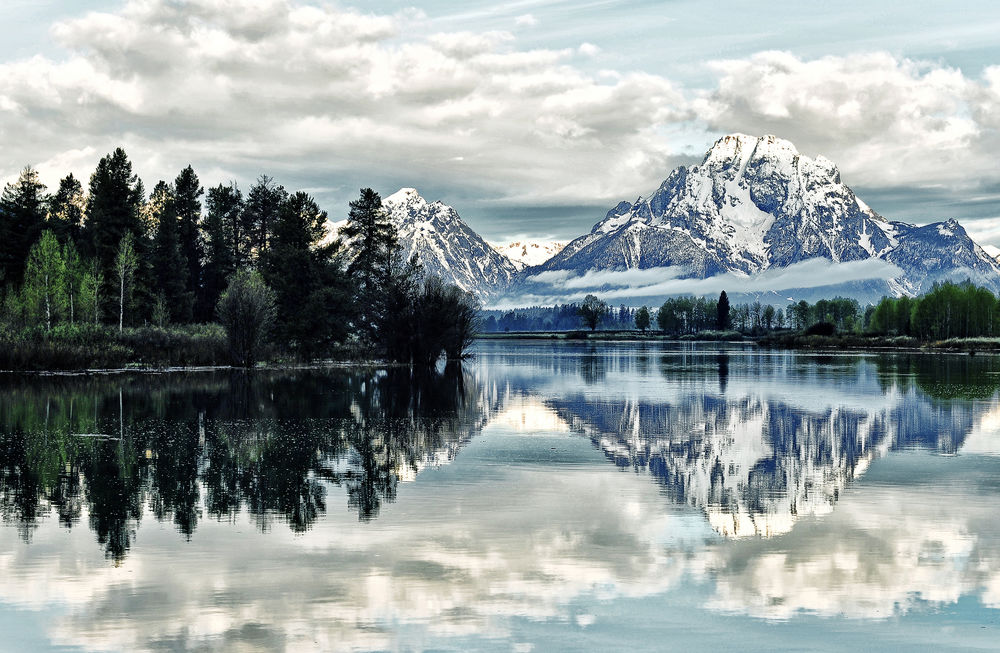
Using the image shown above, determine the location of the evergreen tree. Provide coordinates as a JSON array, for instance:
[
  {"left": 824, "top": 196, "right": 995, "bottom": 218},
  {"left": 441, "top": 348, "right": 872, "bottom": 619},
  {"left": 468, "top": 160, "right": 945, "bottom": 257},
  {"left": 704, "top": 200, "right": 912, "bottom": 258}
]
[
  {"left": 47, "top": 174, "right": 86, "bottom": 246},
  {"left": 341, "top": 188, "right": 396, "bottom": 339},
  {"left": 149, "top": 181, "right": 193, "bottom": 323},
  {"left": 245, "top": 174, "right": 287, "bottom": 262},
  {"left": 200, "top": 183, "right": 241, "bottom": 319},
  {"left": 263, "top": 192, "right": 354, "bottom": 356},
  {"left": 716, "top": 290, "right": 730, "bottom": 330},
  {"left": 173, "top": 166, "right": 204, "bottom": 304},
  {"left": 0, "top": 167, "right": 48, "bottom": 288}
]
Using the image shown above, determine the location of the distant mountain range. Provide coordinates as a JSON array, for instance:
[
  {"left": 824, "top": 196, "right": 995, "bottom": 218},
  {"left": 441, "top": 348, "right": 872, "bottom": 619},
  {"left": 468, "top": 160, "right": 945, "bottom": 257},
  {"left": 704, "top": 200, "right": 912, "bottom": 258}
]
[{"left": 335, "top": 134, "right": 1000, "bottom": 305}]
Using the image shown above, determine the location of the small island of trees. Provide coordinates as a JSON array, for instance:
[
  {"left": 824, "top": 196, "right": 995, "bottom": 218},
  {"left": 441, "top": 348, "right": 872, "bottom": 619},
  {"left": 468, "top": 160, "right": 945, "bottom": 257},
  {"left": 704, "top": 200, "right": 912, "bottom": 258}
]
[{"left": 0, "top": 149, "right": 479, "bottom": 370}]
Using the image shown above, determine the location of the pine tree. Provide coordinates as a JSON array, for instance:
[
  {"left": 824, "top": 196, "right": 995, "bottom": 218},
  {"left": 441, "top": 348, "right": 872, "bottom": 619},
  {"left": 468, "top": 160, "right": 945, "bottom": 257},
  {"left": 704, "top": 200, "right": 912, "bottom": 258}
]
[
  {"left": 47, "top": 174, "right": 86, "bottom": 246},
  {"left": 0, "top": 167, "right": 48, "bottom": 289},
  {"left": 340, "top": 188, "right": 397, "bottom": 340},
  {"left": 245, "top": 174, "right": 287, "bottom": 262},
  {"left": 174, "top": 166, "right": 204, "bottom": 304},
  {"left": 200, "top": 183, "right": 241, "bottom": 319},
  {"left": 263, "top": 192, "right": 354, "bottom": 356},
  {"left": 717, "top": 290, "right": 731, "bottom": 330},
  {"left": 149, "top": 180, "right": 193, "bottom": 323}
]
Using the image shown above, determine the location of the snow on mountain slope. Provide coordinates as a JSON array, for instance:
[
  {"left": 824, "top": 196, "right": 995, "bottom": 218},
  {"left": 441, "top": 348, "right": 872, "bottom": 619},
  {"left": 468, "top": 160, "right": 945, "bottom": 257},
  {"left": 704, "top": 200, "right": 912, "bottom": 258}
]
[
  {"left": 525, "top": 134, "right": 1000, "bottom": 298},
  {"left": 490, "top": 241, "right": 566, "bottom": 270},
  {"left": 382, "top": 188, "right": 519, "bottom": 297}
]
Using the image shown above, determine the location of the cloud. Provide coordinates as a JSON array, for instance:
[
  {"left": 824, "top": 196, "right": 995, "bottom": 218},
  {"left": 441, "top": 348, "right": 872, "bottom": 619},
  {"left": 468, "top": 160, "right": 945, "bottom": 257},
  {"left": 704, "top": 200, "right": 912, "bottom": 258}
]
[
  {"left": 510, "top": 257, "right": 903, "bottom": 306},
  {"left": 696, "top": 51, "right": 1000, "bottom": 194},
  {"left": 0, "top": 0, "right": 687, "bottom": 214},
  {"left": 514, "top": 13, "right": 537, "bottom": 27}
]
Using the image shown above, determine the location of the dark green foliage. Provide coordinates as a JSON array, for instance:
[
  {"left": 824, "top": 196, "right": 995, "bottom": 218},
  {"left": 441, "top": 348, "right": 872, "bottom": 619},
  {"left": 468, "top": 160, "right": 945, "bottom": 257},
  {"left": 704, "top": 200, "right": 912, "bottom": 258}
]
[
  {"left": 579, "top": 294, "right": 609, "bottom": 331},
  {"left": 149, "top": 181, "right": 193, "bottom": 323},
  {"left": 805, "top": 321, "right": 836, "bottom": 336},
  {"left": 657, "top": 295, "right": 718, "bottom": 334},
  {"left": 47, "top": 174, "right": 86, "bottom": 246},
  {"left": 263, "top": 192, "right": 354, "bottom": 358},
  {"left": 200, "top": 183, "right": 241, "bottom": 319},
  {"left": 85, "top": 148, "right": 145, "bottom": 273},
  {"left": 0, "top": 167, "right": 48, "bottom": 288},
  {"left": 173, "top": 166, "right": 204, "bottom": 303},
  {"left": 716, "top": 290, "right": 730, "bottom": 330},
  {"left": 635, "top": 306, "right": 651, "bottom": 333},
  {"left": 217, "top": 269, "right": 277, "bottom": 367},
  {"left": 341, "top": 188, "right": 396, "bottom": 340},
  {"left": 244, "top": 174, "right": 286, "bottom": 262}
]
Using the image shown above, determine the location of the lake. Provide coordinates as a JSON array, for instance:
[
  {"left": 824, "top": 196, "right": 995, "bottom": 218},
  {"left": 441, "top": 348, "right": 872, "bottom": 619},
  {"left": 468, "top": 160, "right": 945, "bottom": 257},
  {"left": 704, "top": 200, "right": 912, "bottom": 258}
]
[{"left": 1, "top": 341, "right": 999, "bottom": 652}]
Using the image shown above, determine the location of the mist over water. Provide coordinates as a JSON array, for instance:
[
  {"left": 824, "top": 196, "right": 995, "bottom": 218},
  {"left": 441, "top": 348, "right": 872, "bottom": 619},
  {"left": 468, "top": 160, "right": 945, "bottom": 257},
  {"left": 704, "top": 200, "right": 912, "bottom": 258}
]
[{"left": 1, "top": 342, "right": 999, "bottom": 651}]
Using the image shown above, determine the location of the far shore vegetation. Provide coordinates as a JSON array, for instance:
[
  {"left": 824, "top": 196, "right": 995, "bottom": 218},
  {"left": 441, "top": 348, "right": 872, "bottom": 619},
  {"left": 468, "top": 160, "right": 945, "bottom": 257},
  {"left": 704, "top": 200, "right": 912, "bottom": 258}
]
[{"left": 0, "top": 150, "right": 478, "bottom": 371}]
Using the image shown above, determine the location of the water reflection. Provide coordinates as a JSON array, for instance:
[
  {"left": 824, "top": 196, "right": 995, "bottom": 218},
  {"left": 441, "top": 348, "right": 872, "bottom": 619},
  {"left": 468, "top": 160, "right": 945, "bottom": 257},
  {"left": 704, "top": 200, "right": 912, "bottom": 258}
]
[
  {"left": 0, "top": 367, "right": 487, "bottom": 560},
  {"left": 2, "top": 344, "right": 1000, "bottom": 651}
]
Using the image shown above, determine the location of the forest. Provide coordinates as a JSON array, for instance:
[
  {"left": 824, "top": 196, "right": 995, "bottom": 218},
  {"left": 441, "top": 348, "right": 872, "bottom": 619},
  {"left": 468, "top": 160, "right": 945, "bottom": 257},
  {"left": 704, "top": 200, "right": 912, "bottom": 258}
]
[{"left": 0, "top": 150, "right": 478, "bottom": 369}]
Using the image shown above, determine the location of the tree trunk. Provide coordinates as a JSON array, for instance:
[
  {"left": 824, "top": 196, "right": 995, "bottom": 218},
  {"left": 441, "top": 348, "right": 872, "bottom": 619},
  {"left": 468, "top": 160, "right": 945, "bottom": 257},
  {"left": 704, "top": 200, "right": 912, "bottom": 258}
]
[{"left": 119, "top": 272, "right": 125, "bottom": 333}]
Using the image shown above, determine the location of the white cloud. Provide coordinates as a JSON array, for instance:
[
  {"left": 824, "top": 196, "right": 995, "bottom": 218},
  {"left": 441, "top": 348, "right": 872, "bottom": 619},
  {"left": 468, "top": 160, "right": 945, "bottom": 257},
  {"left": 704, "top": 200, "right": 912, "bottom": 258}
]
[
  {"left": 696, "top": 51, "right": 1000, "bottom": 193},
  {"left": 514, "top": 13, "right": 537, "bottom": 27},
  {"left": 0, "top": 0, "right": 687, "bottom": 212},
  {"left": 513, "top": 257, "right": 903, "bottom": 306}
]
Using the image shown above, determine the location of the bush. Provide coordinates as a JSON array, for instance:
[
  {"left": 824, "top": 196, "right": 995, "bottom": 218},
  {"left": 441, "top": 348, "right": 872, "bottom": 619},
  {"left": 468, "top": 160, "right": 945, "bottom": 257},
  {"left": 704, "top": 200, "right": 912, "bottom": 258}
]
[
  {"left": 216, "top": 269, "right": 277, "bottom": 367},
  {"left": 805, "top": 321, "right": 837, "bottom": 336}
]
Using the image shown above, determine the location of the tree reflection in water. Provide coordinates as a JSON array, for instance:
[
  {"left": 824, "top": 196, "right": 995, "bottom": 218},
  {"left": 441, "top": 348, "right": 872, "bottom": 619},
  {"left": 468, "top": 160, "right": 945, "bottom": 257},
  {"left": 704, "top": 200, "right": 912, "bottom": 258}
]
[{"left": 0, "top": 364, "right": 486, "bottom": 561}]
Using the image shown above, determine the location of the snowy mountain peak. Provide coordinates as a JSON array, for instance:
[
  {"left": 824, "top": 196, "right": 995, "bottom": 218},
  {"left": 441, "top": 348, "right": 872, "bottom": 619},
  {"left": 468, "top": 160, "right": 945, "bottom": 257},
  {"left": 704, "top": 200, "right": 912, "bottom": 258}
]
[
  {"left": 384, "top": 187, "right": 427, "bottom": 209},
  {"left": 380, "top": 188, "right": 518, "bottom": 297},
  {"left": 526, "top": 133, "right": 1000, "bottom": 300},
  {"left": 490, "top": 240, "right": 567, "bottom": 270}
]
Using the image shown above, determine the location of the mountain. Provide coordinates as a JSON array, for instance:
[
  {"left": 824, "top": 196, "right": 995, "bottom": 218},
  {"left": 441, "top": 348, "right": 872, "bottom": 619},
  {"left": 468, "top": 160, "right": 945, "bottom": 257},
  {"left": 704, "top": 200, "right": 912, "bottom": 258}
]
[
  {"left": 490, "top": 240, "right": 566, "bottom": 270},
  {"left": 330, "top": 188, "right": 519, "bottom": 298},
  {"left": 524, "top": 134, "right": 1000, "bottom": 301}
]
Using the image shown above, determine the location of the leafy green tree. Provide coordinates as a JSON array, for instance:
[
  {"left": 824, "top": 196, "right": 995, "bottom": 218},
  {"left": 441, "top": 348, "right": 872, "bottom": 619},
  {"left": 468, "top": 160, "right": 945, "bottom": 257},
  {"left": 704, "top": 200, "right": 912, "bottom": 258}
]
[
  {"left": 716, "top": 290, "right": 730, "bottom": 330},
  {"left": 149, "top": 180, "right": 193, "bottom": 322},
  {"left": 23, "top": 230, "right": 66, "bottom": 331},
  {"left": 62, "top": 240, "right": 86, "bottom": 326},
  {"left": 763, "top": 304, "right": 775, "bottom": 331},
  {"left": 173, "top": 166, "right": 204, "bottom": 304},
  {"left": 114, "top": 232, "right": 139, "bottom": 332},
  {"left": 79, "top": 262, "right": 102, "bottom": 326},
  {"left": 47, "top": 174, "right": 87, "bottom": 246},
  {"left": 579, "top": 294, "right": 609, "bottom": 331},
  {"left": 0, "top": 167, "right": 48, "bottom": 289},
  {"left": 635, "top": 306, "right": 651, "bottom": 333},
  {"left": 217, "top": 268, "right": 276, "bottom": 367}
]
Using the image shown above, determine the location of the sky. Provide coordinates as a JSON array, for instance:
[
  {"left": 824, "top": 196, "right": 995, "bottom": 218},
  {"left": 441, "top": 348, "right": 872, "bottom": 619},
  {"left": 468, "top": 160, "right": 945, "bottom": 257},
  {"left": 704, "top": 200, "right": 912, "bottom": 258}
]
[{"left": 2, "top": 1, "right": 1000, "bottom": 247}]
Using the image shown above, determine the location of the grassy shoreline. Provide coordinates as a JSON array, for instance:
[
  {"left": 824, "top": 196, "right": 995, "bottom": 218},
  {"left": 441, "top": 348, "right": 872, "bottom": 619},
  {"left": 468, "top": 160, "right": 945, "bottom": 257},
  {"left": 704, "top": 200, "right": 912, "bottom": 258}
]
[{"left": 7, "top": 327, "right": 1000, "bottom": 375}]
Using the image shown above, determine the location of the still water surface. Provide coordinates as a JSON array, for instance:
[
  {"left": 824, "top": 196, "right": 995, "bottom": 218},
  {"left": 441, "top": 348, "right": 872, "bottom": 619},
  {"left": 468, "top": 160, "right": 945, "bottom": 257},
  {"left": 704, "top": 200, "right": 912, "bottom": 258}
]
[{"left": 1, "top": 341, "right": 1000, "bottom": 651}]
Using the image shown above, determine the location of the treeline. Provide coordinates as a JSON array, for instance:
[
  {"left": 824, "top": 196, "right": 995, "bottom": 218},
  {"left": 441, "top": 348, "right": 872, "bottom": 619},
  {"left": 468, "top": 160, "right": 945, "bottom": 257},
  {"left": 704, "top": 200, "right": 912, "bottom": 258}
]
[
  {"left": 482, "top": 304, "right": 644, "bottom": 332},
  {"left": 868, "top": 280, "right": 999, "bottom": 339},
  {"left": 0, "top": 150, "right": 477, "bottom": 368}
]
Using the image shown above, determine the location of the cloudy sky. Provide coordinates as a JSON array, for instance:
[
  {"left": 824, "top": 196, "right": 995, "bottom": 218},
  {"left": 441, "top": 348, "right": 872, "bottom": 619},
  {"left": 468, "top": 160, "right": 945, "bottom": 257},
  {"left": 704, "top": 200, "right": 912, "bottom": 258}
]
[{"left": 2, "top": 1, "right": 1000, "bottom": 246}]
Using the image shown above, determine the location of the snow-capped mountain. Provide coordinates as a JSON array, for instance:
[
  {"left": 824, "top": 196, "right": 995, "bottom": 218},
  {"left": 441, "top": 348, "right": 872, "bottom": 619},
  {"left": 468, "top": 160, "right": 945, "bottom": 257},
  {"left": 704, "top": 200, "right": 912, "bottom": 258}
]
[
  {"left": 382, "top": 188, "right": 519, "bottom": 297},
  {"left": 526, "top": 134, "right": 1000, "bottom": 299},
  {"left": 490, "top": 240, "right": 566, "bottom": 270}
]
